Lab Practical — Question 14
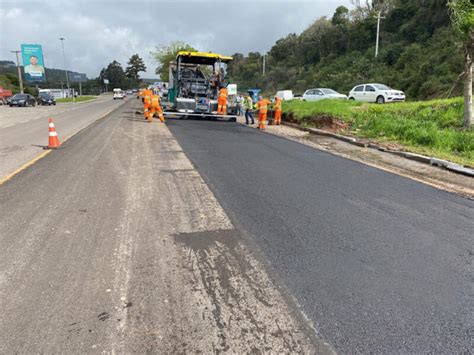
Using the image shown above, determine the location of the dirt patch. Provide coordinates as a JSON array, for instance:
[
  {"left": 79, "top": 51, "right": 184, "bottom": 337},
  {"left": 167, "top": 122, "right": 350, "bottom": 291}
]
[
  {"left": 283, "top": 112, "right": 349, "bottom": 133},
  {"left": 307, "top": 115, "right": 349, "bottom": 133}
]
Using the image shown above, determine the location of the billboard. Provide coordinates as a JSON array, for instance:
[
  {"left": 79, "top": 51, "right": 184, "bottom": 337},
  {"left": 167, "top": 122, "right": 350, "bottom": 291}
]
[
  {"left": 68, "top": 72, "right": 88, "bottom": 83},
  {"left": 21, "top": 44, "right": 46, "bottom": 82}
]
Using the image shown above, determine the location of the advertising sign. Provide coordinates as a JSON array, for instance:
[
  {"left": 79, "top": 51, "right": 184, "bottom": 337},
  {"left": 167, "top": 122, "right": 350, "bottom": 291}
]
[
  {"left": 21, "top": 44, "right": 46, "bottom": 82},
  {"left": 69, "top": 72, "right": 88, "bottom": 83},
  {"left": 103, "top": 79, "right": 109, "bottom": 84}
]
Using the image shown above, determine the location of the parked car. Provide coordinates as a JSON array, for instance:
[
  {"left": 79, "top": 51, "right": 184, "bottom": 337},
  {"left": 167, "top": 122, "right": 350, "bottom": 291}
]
[
  {"left": 275, "top": 90, "right": 294, "bottom": 101},
  {"left": 293, "top": 94, "right": 303, "bottom": 100},
  {"left": 9, "top": 94, "right": 37, "bottom": 107},
  {"left": 302, "top": 88, "right": 347, "bottom": 101},
  {"left": 348, "top": 83, "right": 405, "bottom": 104},
  {"left": 37, "top": 92, "right": 56, "bottom": 106}
]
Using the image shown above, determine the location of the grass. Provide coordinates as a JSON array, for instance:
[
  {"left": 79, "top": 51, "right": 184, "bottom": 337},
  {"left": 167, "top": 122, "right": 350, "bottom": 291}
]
[
  {"left": 56, "top": 96, "right": 97, "bottom": 103},
  {"left": 282, "top": 98, "right": 474, "bottom": 167}
]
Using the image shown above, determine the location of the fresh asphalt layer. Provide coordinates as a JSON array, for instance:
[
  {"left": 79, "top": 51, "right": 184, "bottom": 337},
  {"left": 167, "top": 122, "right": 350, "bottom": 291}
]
[{"left": 167, "top": 119, "right": 473, "bottom": 353}]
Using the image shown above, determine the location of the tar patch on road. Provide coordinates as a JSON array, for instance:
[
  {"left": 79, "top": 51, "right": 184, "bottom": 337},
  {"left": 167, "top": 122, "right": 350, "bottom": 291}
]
[{"left": 174, "top": 228, "right": 240, "bottom": 251}]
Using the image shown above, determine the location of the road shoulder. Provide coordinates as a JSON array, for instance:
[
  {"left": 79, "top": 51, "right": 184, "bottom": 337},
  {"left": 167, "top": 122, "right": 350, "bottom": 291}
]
[{"left": 237, "top": 116, "right": 474, "bottom": 199}]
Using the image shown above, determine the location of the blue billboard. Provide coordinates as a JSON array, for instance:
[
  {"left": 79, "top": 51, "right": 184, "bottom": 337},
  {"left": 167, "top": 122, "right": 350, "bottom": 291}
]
[{"left": 21, "top": 44, "right": 46, "bottom": 82}]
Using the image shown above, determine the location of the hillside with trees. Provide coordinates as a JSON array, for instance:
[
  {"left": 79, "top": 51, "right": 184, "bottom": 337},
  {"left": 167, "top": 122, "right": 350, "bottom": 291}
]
[{"left": 227, "top": 0, "right": 466, "bottom": 101}]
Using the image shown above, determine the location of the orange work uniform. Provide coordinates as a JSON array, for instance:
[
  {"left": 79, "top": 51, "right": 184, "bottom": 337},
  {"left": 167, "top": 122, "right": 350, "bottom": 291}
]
[
  {"left": 217, "top": 87, "right": 228, "bottom": 115},
  {"left": 143, "top": 89, "right": 152, "bottom": 119},
  {"left": 256, "top": 98, "right": 271, "bottom": 130},
  {"left": 273, "top": 97, "right": 282, "bottom": 125},
  {"left": 148, "top": 94, "right": 165, "bottom": 123}
]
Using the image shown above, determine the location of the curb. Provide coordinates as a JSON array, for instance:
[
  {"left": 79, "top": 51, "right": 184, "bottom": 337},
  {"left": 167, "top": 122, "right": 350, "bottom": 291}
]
[{"left": 282, "top": 121, "right": 474, "bottom": 178}]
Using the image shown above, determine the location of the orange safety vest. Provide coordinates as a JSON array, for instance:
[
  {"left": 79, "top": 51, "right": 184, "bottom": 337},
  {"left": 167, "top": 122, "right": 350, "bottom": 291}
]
[
  {"left": 218, "top": 88, "right": 228, "bottom": 100},
  {"left": 274, "top": 97, "right": 282, "bottom": 111},
  {"left": 257, "top": 99, "right": 270, "bottom": 114},
  {"left": 151, "top": 94, "right": 160, "bottom": 106},
  {"left": 143, "top": 90, "right": 152, "bottom": 104}
]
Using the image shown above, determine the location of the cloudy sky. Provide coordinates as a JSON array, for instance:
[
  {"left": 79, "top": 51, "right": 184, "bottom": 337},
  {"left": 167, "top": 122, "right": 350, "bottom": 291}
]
[{"left": 1, "top": 0, "right": 352, "bottom": 79}]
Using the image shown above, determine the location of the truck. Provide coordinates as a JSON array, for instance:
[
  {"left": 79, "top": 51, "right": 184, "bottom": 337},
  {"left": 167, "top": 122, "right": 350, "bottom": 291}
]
[
  {"left": 0, "top": 87, "right": 13, "bottom": 105},
  {"left": 164, "top": 51, "right": 237, "bottom": 121}
]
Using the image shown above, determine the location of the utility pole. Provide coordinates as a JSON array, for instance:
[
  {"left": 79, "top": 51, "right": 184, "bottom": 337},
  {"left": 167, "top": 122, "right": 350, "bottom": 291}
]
[
  {"left": 59, "top": 37, "right": 72, "bottom": 100},
  {"left": 375, "top": 11, "right": 386, "bottom": 58},
  {"left": 263, "top": 54, "right": 266, "bottom": 76},
  {"left": 11, "top": 50, "right": 24, "bottom": 94}
]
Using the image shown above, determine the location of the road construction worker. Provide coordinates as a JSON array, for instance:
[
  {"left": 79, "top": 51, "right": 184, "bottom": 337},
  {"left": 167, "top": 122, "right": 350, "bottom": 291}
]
[
  {"left": 217, "top": 86, "right": 228, "bottom": 115},
  {"left": 273, "top": 96, "right": 282, "bottom": 125},
  {"left": 244, "top": 94, "right": 255, "bottom": 125},
  {"left": 256, "top": 95, "right": 271, "bottom": 130},
  {"left": 143, "top": 89, "right": 152, "bottom": 120},
  {"left": 148, "top": 93, "right": 165, "bottom": 123}
]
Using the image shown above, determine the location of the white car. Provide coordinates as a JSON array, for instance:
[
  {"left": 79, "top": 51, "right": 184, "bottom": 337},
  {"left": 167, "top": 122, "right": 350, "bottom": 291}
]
[
  {"left": 348, "top": 83, "right": 405, "bottom": 104},
  {"left": 302, "top": 88, "right": 347, "bottom": 101},
  {"left": 275, "top": 90, "right": 294, "bottom": 101}
]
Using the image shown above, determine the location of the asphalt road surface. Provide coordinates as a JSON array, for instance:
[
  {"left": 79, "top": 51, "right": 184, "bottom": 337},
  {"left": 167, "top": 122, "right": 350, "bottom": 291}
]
[
  {"left": 0, "top": 95, "right": 124, "bottom": 179},
  {"left": 1, "top": 98, "right": 472, "bottom": 353},
  {"left": 0, "top": 100, "right": 329, "bottom": 353},
  {"left": 167, "top": 118, "right": 473, "bottom": 353}
]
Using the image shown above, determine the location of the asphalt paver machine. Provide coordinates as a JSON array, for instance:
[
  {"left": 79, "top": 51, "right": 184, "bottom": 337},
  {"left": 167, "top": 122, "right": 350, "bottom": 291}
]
[{"left": 164, "top": 51, "right": 237, "bottom": 121}]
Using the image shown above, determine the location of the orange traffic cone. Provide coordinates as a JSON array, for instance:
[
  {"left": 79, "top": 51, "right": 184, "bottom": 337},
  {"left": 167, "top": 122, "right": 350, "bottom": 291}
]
[{"left": 47, "top": 118, "right": 61, "bottom": 149}]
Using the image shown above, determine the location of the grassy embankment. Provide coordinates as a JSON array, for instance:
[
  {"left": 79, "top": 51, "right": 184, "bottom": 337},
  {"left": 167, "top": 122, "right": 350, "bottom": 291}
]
[
  {"left": 282, "top": 98, "right": 473, "bottom": 167},
  {"left": 56, "top": 96, "right": 97, "bottom": 103}
]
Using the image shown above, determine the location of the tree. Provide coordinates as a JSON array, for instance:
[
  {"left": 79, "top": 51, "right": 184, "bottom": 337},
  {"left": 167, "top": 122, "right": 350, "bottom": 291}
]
[
  {"left": 448, "top": 0, "right": 474, "bottom": 127},
  {"left": 332, "top": 6, "right": 350, "bottom": 26},
  {"left": 99, "top": 60, "right": 127, "bottom": 89},
  {"left": 150, "top": 41, "right": 196, "bottom": 82},
  {"left": 125, "top": 54, "right": 147, "bottom": 80}
]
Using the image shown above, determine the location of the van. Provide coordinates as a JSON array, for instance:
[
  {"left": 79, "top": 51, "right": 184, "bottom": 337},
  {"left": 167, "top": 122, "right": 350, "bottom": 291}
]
[
  {"left": 275, "top": 90, "right": 293, "bottom": 101},
  {"left": 113, "top": 88, "right": 124, "bottom": 100}
]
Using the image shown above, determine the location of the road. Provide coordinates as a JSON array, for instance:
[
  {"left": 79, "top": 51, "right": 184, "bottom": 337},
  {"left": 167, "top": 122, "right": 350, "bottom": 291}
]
[
  {"left": 0, "top": 99, "right": 472, "bottom": 353},
  {"left": 167, "top": 118, "right": 473, "bottom": 353},
  {"left": 0, "top": 99, "right": 328, "bottom": 353},
  {"left": 0, "top": 95, "right": 124, "bottom": 180}
]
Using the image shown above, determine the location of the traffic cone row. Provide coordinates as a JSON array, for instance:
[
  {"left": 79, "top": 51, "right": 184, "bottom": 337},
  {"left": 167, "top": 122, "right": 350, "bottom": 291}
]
[{"left": 47, "top": 118, "right": 61, "bottom": 149}]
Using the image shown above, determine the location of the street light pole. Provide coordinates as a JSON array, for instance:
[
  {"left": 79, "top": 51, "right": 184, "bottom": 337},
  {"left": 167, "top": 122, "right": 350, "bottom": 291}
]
[
  {"left": 59, "top": 37, "right": 71, "bottom": 99},
  {"left": 11, "top": 50, "right": 24, "bottom": 94},
  {"left": 375, "top": 11, "right": 386, "bottom": 58}
]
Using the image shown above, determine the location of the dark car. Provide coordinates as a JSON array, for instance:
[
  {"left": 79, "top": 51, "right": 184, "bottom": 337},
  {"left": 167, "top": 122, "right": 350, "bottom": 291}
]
[
  {"left": 9, "top": 94, "right": 37, "bottom": 107},
  {"left": 37, "top": 92, "right": 56, "bottom": 106}
]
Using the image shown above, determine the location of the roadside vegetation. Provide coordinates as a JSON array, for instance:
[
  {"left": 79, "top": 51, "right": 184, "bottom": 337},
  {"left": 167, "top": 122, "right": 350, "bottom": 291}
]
[
  {"left": 228, "top": 1, "right": 465, "bottom": 102},
  {"left": 56, "top": 96, "right": 96, "bottom": 103},
  {"left": 282, "top": 98, "right": 474, "bottom": 166}
]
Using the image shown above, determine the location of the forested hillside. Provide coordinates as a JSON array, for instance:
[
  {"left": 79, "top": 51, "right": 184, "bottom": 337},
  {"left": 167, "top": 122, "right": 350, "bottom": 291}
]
[{"left": 227, "top": 0, "right": 465, "bottom": 100}]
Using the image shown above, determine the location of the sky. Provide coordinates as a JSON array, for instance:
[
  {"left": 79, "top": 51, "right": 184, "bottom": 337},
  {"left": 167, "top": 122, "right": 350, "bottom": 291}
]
[{"left": 1, "top": 0, "right": 352, "bottom": 79}]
